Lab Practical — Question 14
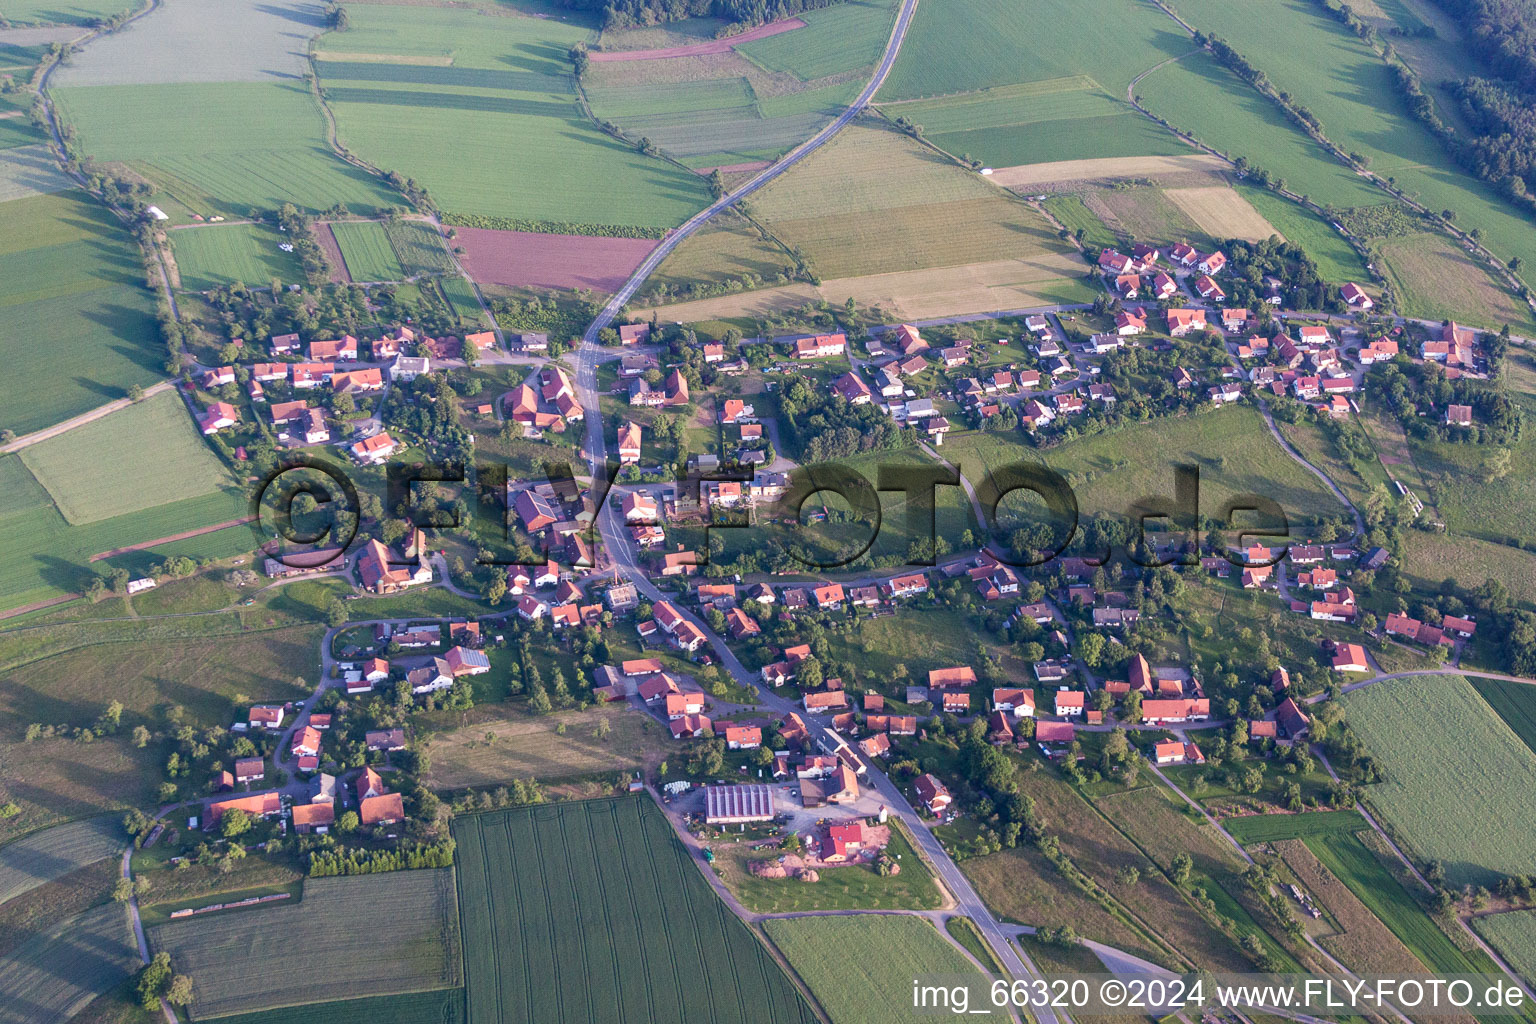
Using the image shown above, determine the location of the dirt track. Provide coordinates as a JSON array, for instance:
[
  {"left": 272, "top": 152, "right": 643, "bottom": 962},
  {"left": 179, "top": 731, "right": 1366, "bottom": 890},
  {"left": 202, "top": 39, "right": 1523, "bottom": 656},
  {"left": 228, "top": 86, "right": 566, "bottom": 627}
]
[
  {"left": 1, "top": 381, "right": 175, "bottom": 454},
  {"left": 589, "top": 18, "right": 804, "bottom": 61}
]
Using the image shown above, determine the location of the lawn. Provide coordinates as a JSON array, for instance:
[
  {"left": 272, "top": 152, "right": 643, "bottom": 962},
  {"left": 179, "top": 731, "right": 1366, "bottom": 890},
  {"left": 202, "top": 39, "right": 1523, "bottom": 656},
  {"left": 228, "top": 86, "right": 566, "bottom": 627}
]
[
  {"left": 1136, "top": 50, "right": 1386, "bottom": 211},
  {"left": 1342, "top": 674, "right": 1536, "bottom": 887},
  {"left": 454, "top": 798, "right": 816, "bottom": 1024},
  {"left": 149, "top": 870, "right": 461, "bottom": 1020},
  {"left": 1169, "top": 0, "right": 1536, "bottom": 314},
  {"left": 170, "top": 223, "right": 301, "bottom": 290},
  {"left": 0, "top": 190, "right": 164, "bottom": 436},
  {"left": 0, "top": 901, "right": 138, "bottom": 1024},
  {"left": 1222, "top": 809, "right": 1366, "bottom": 844},
  {"left": 736, "top": 0, "right": 897, "bottom": 80},
  {"left": 1473, "top": 911, "right": 1536, "bottom": 995},
  {"left": 877, "top": 0, "right": 1193, "bottom": 102},
  {"left": 209, "top": 990, "right": 467, "bottom": 1024},
  {"left": 18, "top": 390, "right": 229, "bottom": 526},
  {"left": 52, "top": 81, "right": 399, "bottom": 218},
  {"left": 764, "top": 915, "right": 984, "bottom": 1024},
  {"left": 328, "top": 220, "right": 405, "bottom": 282},
  {"left": 0, "top": 816, "right": 124, "bottom": 905},
  {"left": 746, "top": 122, "right": 1084, "bottom": 279},
  {"left": 311, "top": 5, "right": 710, "bottom": 229},
  {"left": 715, "top": 821, "right": 942, "bottom": 913}
]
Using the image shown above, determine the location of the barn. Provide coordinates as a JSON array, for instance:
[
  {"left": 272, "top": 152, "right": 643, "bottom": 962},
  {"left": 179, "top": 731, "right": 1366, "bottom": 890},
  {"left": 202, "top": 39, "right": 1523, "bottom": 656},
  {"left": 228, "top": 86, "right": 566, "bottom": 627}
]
[{"left": 704, "top": 784, "right": 776, "bottom": 825}]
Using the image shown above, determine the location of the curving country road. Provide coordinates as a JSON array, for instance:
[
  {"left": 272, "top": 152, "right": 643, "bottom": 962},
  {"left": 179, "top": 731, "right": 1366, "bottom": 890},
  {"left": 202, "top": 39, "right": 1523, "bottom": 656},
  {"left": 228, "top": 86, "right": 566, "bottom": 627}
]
[{"left": 580, "top": 0, "right": 923, "bottom": 346}]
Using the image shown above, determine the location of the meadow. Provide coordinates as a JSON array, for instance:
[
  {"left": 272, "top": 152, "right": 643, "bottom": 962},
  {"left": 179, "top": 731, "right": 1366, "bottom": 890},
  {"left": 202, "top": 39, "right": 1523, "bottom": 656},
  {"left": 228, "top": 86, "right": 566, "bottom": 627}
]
[
  {"left": 1343, "top": 674, "right": 1536, "bottom": 887},
  {"left": 0, "top": 143, "right": 72, "bottom": 203},
  {"left": 170, "top": 223, "right": 301, "bottom": 290},
  {"left": 747, "top": 123, "right": 1084, "bottom": 279},
  {"left": 0, "top": 902, "right": 138, "bottom": 1024},
  {"left": 312, "top": 5, "right": 709, "bottom": 230},
  {"left": 383, "top": 218, "right": 454, "bottom": 276},
  {"left": 1472, "top": 912, "right": 1536, "bottom": 995},
  {"left": 53, "top": 81, "right": 399, "bottom": 218},
  {"left": 763, "top": 915, "right": 984, "bottom": 1024},
  {"left": 18, "top": 390, "right": 229, "bottom": 525},
  {"left": 2, "top": 0, "right": 135, "bottom": 25},
  {"left": 454, "top": 798, "right": 816, "bottom": 1024},
  {"left": 1237, "top": 185, "right": 1370, "bottom": 283},
  {"left": 643, "top": 212, "right": 796, "bottom": 294},
  {"left": 0, "top": 816, "right": 124, "bottom": 905},
  {"left": 1169, "top": 0, "right": 1536, "bottom": 319},
  {"left": 423, "top": 704, "right": 661, "bottom": 790},
  {"left": 149, "top": 870, "right": 461, "bottom": 1019},
  {"left": 0, "top": 190, "right": 164, "bottom": 436},
  {"left": 329, "top": 220, "right": 405, "bottom": 282},
  {"left": 941, "top": 407, "right": 1347, "bottom": 529},
  {"left": 1401, "top": 532, "right": 1536, "bottom": 608},
  {"left": 1135, "top": 50, "right": 1387, "bottom": 211},
  {"left": 1378, "top": 232, "right": 1532, "bottom": 331}
]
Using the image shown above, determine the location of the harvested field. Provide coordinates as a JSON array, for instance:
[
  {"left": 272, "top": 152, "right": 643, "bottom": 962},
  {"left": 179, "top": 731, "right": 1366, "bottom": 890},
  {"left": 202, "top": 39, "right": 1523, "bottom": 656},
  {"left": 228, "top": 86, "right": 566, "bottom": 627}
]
[
  {"left": 0, "top": 816, "right": 124, "bottom": 905},
  {"left": 312, "top": 222, "right": 351, "bottom": 284},
  {"left": 1275, "top": 839, "right": 1443, "bottom": 983},
  {"left": 1163, "top": 186, "right": 1280, "bottom": 242},
  {"left": 1086, "top": 187, "right": 1204, "bottom": 246},
  {"left": 149, "top": 870, "right": 461, "bottom": 1019},
  {"left": 0, "top": 901, "right": 138, "bottom": 1024},
  {"left": 454, "top": 226, "right": 659, "bottom": 294},
  {"left": 590, "top": 17, "right": 805, "bottom": 60},
  {"left": 455, "top": 798, "right": 815, "bottom": 1024},
  {"left": 985, "top": 154, "right": 1229, "bottom": 189},
  {"left": 637, "top": 255, "right": 1095, "bottom": 322}
]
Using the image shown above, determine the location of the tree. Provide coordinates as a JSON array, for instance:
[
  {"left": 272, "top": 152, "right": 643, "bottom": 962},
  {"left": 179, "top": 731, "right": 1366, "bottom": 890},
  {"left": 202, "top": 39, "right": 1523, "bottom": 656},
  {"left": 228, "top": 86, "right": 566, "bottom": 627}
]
[
  {"left": 219, "top": 808, "right": 252, "bottom": 839},
  {"left": 112, "top": 877, "right": 134, "bottom": 902},
  {"left": 136, "top": 952, "right": 172, "bottom": 1010},
  {"left": 336, "top": 810, "right": 359, "bottom": 833},
  {"left": 1170, "top": 852, "right": 1193, "bottom": 886},
  {"left": 127, "top": 384, "right": 144, "bottom": 402},
  {"left": 166, "top": 975, "right": 194, "bottom": 1006},
  {"left": 325, "top": 596, "right": 349, "bottom": 628}
]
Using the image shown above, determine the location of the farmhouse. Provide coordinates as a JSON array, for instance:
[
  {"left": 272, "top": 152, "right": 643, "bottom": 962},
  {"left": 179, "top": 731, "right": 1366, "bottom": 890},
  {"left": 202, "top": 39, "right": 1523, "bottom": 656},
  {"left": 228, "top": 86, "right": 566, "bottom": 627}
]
[
  {"left": 1341, "top": 283, "right": 1373, "bottom": 309},
  {"left": 207, "top": 791, "right": 282, "bottom": 825},
  {"left": 1332, "top": 643, "right": 1370, "bottom": 673},
  {"left": 913, "top": 774, "right": 951, "bottom": 814},
  {"left": 1154, "top": 740, "right": 1205, "bottom": 766},
  {"left": 795, "top": 333, "right": 846, "bottom": 359}
]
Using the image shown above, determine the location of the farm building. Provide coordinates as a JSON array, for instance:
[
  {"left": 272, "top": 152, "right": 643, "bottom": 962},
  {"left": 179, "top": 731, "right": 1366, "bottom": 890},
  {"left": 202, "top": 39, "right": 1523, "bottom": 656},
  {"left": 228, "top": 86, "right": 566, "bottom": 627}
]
[{"left": 704, "top": 784, "right": 775, "bottom": 824}]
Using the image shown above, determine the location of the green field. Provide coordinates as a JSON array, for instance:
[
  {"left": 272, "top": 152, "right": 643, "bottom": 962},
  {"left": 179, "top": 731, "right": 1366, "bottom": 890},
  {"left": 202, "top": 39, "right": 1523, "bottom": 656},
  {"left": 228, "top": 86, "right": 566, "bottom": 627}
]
[
  {"left": 1343, "top": 674, "right": 1536, "bottom": 887},
  {"left": 149, "top": 871, "right": 461, "bottom": 1019},
  {"left": 18, "top": 390, "right": 229, "bottom": 525},
  {"left": 0, "top": 901, "right": 138, "bottom": 1024},
  {"left": 878, "top": 0, "right": 1193, "bottom": 102},
  {"left": 1378, "top": 231, "right": 1533, "bottom": 331},
  {"left": 1237, "top": 185, "right": 1369, "bottom": 283},
  {"left": 1472, "top": 911, "right": 1536, "bottom": 993},
  {"left": 1168, "top": 0, "right": 1536, "bottom": 315},
  {"left": 1470, "top": 680, "right": 1536, "bottom": 757},
  {"left": 1042, "top": 194, "right": 1118, "bottom": 251},
  {"left": 763, "top": 915, "right": 985, "bottom": 1024},
  {"left": 0, "top": 143, "right": 73, "bottom": 203},
  {"left": 735, "top": 0, "right": 897, "bottom": 80},
  {"left": 0, "top": 190, "right": 164, "bottom": 436},
  {"left": 53, "top": 81, "right": 399, "bottom": 218},
  {"left": 1223, "top": 809, "right": 1368, "bottom": 844},
  {"left": 171, "top": 223, "right": 301, "bottom": 290},
  {"left": 210, "top": 989, "right": 467, "bottom": 1024},
  {"left": 1136, "top": 50, "right": 1387, "bottom": 211},
  {"left": 0, "top": 817, "right": 124, "bottom": 905},
  {"left": 454, "top": 798, "right": 816, "bottom": 1024},
  {"left": 329, "top": 220, "right": 405, "bottom": 282},
  {"left": 312, "top": 5, "right": 709, "bottom": 229},
  {"left": 437, "top": 274, "right": 486, "bottom": 327}
]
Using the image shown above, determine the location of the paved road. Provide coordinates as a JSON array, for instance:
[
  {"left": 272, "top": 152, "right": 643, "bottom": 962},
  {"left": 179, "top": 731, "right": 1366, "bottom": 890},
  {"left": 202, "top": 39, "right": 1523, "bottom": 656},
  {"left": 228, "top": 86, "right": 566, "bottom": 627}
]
[{"left": 580, "top": 0, "right": 923, "bottom": 347}]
